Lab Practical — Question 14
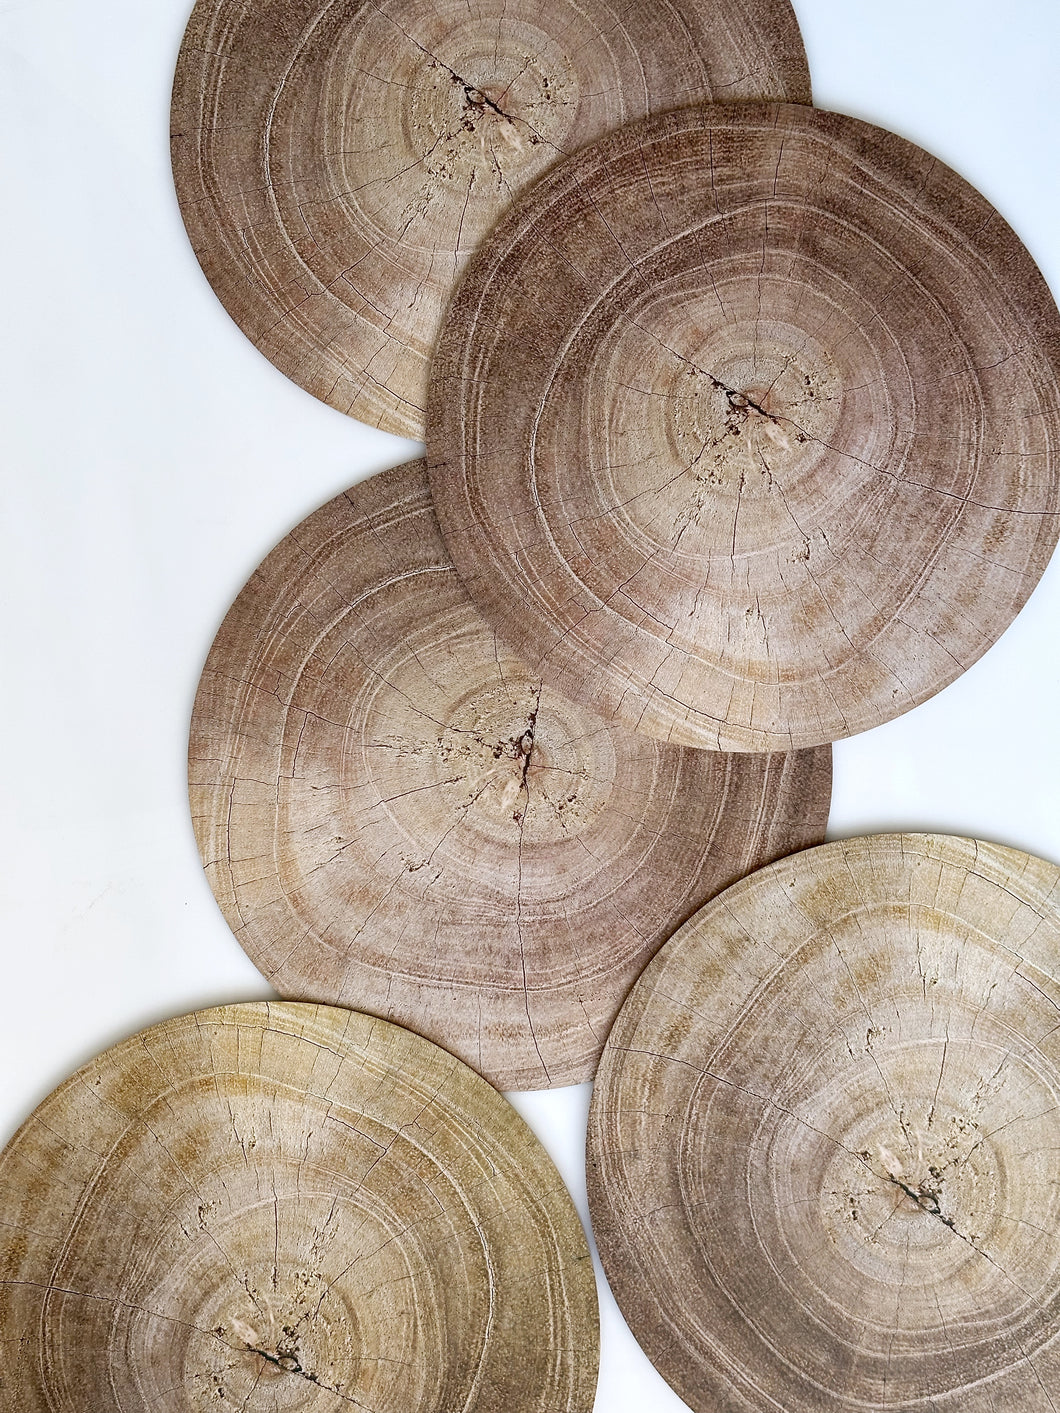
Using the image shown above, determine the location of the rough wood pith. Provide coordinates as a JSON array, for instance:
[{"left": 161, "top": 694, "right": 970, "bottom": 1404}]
[
  {"left": 0, "top": 1002, "right": 599, "bottom": 1411},
  {"left": 428, "top": 104, "right": 1060, "bottom": 752},
  {"left": 188, "top": 461, "right": 830, "bottom": 1090},
  {"left": 171, "top": 0, "right": 811, "bottom": 438},
  {"left": 587, "top": 833, "right": 1060, "bottom": 1411}
]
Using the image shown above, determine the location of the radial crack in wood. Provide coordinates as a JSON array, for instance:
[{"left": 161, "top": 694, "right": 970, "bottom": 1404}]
[
  {"left": 427, "top": 103, "right": 1060, "bottom": 752},
  {"left": 188, "top": 460, "right": 831, "bottom": 1090},
  {"left": 170, "top": 0, "right": 811, "bottom": 437},
  {"left": 586, "top": 833, "right": 1060, "bottom": 1412},
  {"left": 0, "top": 1003, "right": 599, "bottom": 1412}
]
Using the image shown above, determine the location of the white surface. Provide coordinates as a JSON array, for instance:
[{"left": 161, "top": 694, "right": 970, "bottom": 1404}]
[{"left": 1, "top": 2, "right": 1059, "bottom": 1408}]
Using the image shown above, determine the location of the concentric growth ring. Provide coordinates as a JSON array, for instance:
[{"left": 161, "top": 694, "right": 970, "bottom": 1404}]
[
  {"left": 428, "top": 104, "right": 1060, "bottom": 752},
  {"left": 0, "top": 1003, "right": 599, "bottom": 1412},
  {"left": 587, "top": 834, "right": 1060, "bottom": 1411},
  {"left": 171, "top": 0, "right": 811, "bottom": 437},
  {"left": 188, "top": 461, "right": 830, "bottom": 1090}
]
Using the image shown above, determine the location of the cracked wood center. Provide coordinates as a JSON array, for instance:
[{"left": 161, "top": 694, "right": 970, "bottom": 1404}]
[
  {"left": 586, "top": 834, "right": 1060, "bottom": 1412},
  {"left": 0, "top": 1003, "right": 599, "bottom": 1412},
  {"left": 188, "top": 460, "right": 830, "bottom": 1090},
  {"left": 427, "top": 103, "right": 1060, "bottom": 752},
  {"left": 170, "top": 0, "right": 811, "bottom": 438}
]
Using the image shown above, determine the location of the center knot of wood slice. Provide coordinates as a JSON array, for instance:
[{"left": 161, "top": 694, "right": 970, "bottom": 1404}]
[
  {"left": 409, "top": 47, "right": 571, "bottom": 182},
  {"left": 845, "top": 1112, "right": 1000, "bottom": 1253},
  {"left": 225, "top": 1314, "right": 330, "bottom": 1392},
  {"left": 375, "top": 673, "right": 609, "bottom": 842},
  {"left": 891, "top": 1174, "right": 946, "bottom": 1219},
  {"left": 450, "top": 701, "right": 540, "bottom": 822},
  {"left": 248, "top": 1342, "right": 305, "bottom": 1376},
  {"left": 654, "top": 325, "right": 843, "bottom": 500},
  {"left": 721, "top": 382, "right": 794, "bottom": 448},
  {"left": 462, "top": 82, "right": 508, "bottom": 115},
  {"left": 664, "top": 369, "right": 798, "bottom": 499}
]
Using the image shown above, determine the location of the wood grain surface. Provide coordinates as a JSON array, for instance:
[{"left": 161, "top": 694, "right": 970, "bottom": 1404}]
[
  {"left": 587, "top": 833, "right": 1060, "bottom": 1412},
  {"left": 428, "top": 103, "right": 1060, "bottom": 752},
  {"left": 0, "top": 1002, "right": 598, "bottom": 1412},
  {"left": 188, "top": 460, "right": 831, "bottom": 1090},
  {"left": 170, "top": 0, "right": 811, "bottom": 439}
]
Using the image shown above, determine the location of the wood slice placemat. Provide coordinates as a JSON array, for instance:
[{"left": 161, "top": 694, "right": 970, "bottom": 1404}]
[
  {"left": 587, "top": 833, "right": 1060, "bottom": 1412},
  {"left": 428, "top": 104, "right": 1060, "bottom": 752},
  {"left": 171, "top": 0, "right": 811, "bottom": 438},
  {"left": 0, "top": 1002, "right": 598, "bottom": 1412},
  {"left": 189, "top": 460, "right": 830, "bottom": 1090}
]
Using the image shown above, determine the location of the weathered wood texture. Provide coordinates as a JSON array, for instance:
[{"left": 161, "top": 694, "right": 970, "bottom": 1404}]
[
  {"left": 428, "top": 104, "right": 1060, "bottom": 752},
  {"left": 170, "top": 0, "right": 811, "bottom": 439},
  {"left": 587, "top": 833, "right": 1060, "bottom": 1411},
  {"left": 0, "top": 1002, "right": 598, "bottom": 1412},
  {"left": 188, "top": 461, "right": 830, "bottom": 1090}
]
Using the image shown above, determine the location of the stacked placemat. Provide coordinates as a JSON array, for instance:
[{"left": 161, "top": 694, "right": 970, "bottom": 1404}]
[{"left": 4, "top": 2, "right": 1060, "bottom": 1410}]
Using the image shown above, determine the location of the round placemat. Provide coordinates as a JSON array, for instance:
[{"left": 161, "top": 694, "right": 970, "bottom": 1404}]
[
  {"left": 428, "top": 104, "right": 1060, "bottom": 752},
  {"left": 189, "top": 460, "right": 830, "bottom": 1090},
  {"left": 587, "top": 833, "right": 1060, "bottom": 1412},
  {"left": 0, "top": 1002, "right": 598, "bottom": 1412},
  {"left": 171, "top": 0, "right": 811, "bottom": 438}
]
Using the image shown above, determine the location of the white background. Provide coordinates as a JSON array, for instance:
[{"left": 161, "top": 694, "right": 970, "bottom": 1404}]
[{"left": 2, "top": 2, "right": 1059, "bottom": 1407}]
